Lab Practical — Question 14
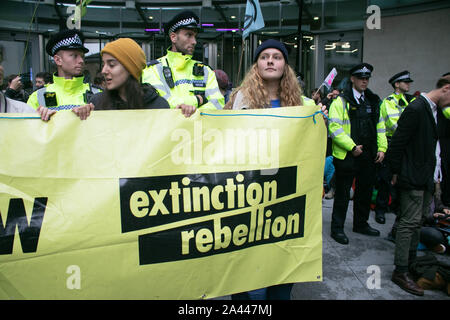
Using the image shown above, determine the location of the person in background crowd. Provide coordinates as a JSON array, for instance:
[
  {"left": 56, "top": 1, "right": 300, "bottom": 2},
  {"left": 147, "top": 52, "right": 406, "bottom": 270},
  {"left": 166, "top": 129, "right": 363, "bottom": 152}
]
[
  {"left": 311, "top": 88, "right": 323, "bottom": 105},
  {"left": 93, "top": 72, "right": 106, "bottom": 90},
  {"left": 0, "top": 90, "right": 35, "bottom": 113},
  {"left": 214, "top": 69, "right": 231, "bottom": 105},
  {"left": 88, "top": 38, "right": 169, "bottom": 112},
  {"left": 324, "top": 155, "right": 336, "bottom": 199},
  {"left": 328, "top": 63, "right": 387, "bottom": 245},
  {"left": 297, "top": 73, "right": 306, "bottom": 93},
  {"left": 34, "top": 71, "right": 53, "bottom": 90},
  {"left": 387, "top": 74, "right": 450, "bottom": 296},
  {"left": 438, "top": 72, "right": 450, "bottom": 208},
  {"left": 321, "top": 88, "right": 340, "bottom": 109},
  {"left": 0, "top": 65, "right": 4, "bottom": 90},
  {"left": 27, "top": 29, "right": 98, "bottom": 121},
  {"left": 142, "top": 10, "right": 224, "bottom": 111},
  {"left": 224, "top": 39, "right": 327, "bottom": 300},
  {"left": 5, "top": 74, "right": 29, "bottom": 102},
  {"left": 321, "top": 87, "right": 340, "bottom": 181},
  {"left": 375, "top": 71, "right": 415, "bottom": 225},
  {"left": 420, "top": 205, "right": 449, "bottom": 254}
]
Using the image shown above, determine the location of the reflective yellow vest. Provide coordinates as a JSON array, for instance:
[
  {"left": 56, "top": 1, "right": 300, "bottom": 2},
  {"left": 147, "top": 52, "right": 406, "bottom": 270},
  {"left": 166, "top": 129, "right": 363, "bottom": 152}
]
[
  {"left": 443, "top": 106, "right": 450, "bottom": 119},
  {"left": 302, "top": 96, "right": 316, "bottom": 107},
  {"left": 27, "top": 74, "right": 100, "bottom": 110},
  {"left": 328, "top": 96, "right": 387, "bottom": 160},
  {"left": 380, "top": 92, "right": 415, "bottom": 137},
  {"left": 142, "top": 50, "right": 224, "bottom": 110}
]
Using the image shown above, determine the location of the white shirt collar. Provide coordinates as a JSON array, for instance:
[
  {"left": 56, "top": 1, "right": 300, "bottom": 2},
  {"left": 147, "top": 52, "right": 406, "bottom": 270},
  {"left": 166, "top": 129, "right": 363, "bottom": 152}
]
[
  {"left": 352, "top": 88, "right": 364, "bottom": 103},
  {"left": 421, "top": 92, "right": 438, "bottom": 124},
  {"left": 421, "top": 92, "right": 437, "bottom": 111}
]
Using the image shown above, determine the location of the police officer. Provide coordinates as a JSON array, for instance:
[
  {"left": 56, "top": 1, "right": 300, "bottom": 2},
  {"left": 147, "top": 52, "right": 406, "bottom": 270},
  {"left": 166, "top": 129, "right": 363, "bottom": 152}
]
[
  {"left": 27, "top": 29, "right": 98, "bottom": 121},
  {"left": 142, "top": 11, "right": 224, "bottom": 111},
  {"left": 442, "top": 72, "right": 450, "bottom": 119},
  {"left": 375, "top": 71, "right": 415, "bottom": 225},
  {"left": 328, "top": 63, "right": 387, "bottom": 245}
]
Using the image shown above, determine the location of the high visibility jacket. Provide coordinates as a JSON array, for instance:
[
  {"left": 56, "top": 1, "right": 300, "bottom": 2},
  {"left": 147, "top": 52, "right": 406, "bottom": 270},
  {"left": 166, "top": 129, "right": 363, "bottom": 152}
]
[
  {"left": 380, "top": 92, "right": 415, "bottom": 137},
  {"left": 328, "top": 93, "right": 387, "bottom": 160},
  {"left": 302, "top": 96, "right": 316, "bottom": 107},
  {"left": 142, "top": 50, "right": 224, "bottom": 110},
  {"left": 27, "top": 74, "right": 100, "bottom": 110},
  {"left": 443, "top": 106, "right": 450, "bottom": 119}
]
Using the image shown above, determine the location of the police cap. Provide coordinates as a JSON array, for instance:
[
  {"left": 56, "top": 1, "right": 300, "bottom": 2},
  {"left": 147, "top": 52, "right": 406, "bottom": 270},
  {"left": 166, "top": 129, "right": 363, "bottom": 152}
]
[
  {"left": 389, "top": 70, "right": 413, "bottom": 85},
  {"left": 165, "top": 10, "right": 200, "bottom": 35},
  {"left": 46, "top": 29, "right": 89, "bottom": 56},
  {"left": 349, "top": 63, "right": 373, "bottom": 79}
]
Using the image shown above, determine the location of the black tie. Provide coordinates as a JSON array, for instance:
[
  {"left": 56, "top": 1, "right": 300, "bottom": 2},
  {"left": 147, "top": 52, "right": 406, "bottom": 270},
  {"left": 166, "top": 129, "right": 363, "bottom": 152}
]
[{"left": 358, "top": 96, "right": 365, "bottom": 105}]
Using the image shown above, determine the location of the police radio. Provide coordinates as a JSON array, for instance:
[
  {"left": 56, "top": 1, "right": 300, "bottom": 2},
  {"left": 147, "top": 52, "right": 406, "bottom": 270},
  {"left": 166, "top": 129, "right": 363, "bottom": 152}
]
[
  {"left": 193, "top": 63, "right": 204, "bottom": 76},
  {"left": 163, "top": 59, "right": 175, "bottom": 88},
  {"left": 43, "top": 92, "right": 58, "bottom": 107}
]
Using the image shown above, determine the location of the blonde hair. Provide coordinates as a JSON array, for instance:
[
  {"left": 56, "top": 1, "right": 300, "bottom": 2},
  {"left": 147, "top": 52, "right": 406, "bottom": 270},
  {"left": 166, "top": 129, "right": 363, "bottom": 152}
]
[{"left": 224, "top": 63, "right": 303, "bottom": 109}]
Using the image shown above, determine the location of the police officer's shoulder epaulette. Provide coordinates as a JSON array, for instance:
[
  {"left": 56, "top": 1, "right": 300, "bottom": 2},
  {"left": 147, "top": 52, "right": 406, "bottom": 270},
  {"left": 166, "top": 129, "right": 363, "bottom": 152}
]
[
  {"left": 193, "top": 60, "right": 212, "bottom": 70},
  {"left": 386, "top": 96, "right": 394, "bottom": 101},
  {"left": 147, "top": 59, "right": 160, "bottom": 67}
]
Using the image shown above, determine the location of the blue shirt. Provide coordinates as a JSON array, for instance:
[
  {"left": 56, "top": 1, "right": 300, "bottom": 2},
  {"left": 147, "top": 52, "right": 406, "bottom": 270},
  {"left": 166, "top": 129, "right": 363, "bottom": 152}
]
[{"left": 270, "top": 99, "right": 281, "bottom": 108}]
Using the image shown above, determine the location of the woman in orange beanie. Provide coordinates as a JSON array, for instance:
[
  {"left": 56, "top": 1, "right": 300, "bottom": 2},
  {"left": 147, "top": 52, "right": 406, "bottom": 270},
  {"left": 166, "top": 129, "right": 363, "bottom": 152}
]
[{"left": 89, "top": 38, "right": 169, "bottom": 110}]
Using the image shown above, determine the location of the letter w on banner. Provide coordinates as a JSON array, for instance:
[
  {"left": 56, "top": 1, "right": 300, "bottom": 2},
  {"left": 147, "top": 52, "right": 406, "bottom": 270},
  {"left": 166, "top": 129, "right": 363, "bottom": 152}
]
[{"left": 243, "top": 0, "right": 265, "bottom": 40}]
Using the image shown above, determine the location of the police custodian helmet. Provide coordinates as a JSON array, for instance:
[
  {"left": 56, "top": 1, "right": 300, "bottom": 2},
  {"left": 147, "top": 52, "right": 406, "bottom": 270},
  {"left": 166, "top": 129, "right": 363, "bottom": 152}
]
[
  {"left": 165, "top": 10, "right": 200, "bottom": 35},
  {"left": 349, "top": 63, "right": 374, "bottom": 78},
  {"left": 46, "top": 29, "right": 89, "bottom": 56},
  {"left": 389, "top": 70, "right": 413, "bottom": 85}
]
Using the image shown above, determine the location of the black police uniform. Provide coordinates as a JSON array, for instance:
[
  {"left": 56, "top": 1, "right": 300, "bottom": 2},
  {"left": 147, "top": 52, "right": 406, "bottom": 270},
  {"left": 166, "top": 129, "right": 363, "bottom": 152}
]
[{"left": 330, "top": 63, "right": 383, "bottom": 244}]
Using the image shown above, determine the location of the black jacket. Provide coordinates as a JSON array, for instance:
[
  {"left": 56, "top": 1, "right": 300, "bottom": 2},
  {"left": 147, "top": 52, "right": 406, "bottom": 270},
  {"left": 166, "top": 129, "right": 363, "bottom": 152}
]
[
  {"left": 341, "top": 83, "right": 382, "bottom": 156},
  {"left": 340, "top": 82, "right": 381, "bottom": 109},
  {"left": 437, "top": 107, "right": 450, "bottom": 206},
  {"left": 90, "top": 83, "right": 169, "bottom": 110},
  {"left": 5, "top": 87, "right": 29, "bottom": 103},
  {"left": 386, "top": 95, "right": 438, "bottom": 192}
]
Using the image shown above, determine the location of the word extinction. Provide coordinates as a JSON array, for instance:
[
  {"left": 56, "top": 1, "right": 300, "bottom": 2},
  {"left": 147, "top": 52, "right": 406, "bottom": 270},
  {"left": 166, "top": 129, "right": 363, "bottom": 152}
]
[{"left": 128, "top": 173, "right": 277, "bottom": 217}]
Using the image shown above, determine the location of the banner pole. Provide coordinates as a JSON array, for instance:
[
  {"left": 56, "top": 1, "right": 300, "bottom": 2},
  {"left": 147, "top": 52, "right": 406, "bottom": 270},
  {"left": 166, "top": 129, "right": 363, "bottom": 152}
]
[{"left": 314, "top": 83, "right": 324, "bottom": 97}]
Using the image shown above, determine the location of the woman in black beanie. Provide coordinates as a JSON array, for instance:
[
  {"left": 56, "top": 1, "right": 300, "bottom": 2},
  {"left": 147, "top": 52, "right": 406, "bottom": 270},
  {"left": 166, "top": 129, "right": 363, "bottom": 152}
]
[
  {"left": 225, "top": 39, "right": 316, "bottom": 110},
  {"left": 228, "top": 39, "right": 327, "bottom": 300}
]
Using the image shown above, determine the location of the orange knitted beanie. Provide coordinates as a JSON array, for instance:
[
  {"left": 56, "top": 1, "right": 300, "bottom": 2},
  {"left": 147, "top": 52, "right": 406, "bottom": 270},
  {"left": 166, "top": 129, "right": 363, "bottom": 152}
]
[{"left": 101, "top": 38, "right": 146, "bottom": 81}]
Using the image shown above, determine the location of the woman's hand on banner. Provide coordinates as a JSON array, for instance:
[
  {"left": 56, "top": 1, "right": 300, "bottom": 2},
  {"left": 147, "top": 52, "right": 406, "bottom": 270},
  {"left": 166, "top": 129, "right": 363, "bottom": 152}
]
[{"left": 72, "top": 103, "right": 94, "bottom": 120}]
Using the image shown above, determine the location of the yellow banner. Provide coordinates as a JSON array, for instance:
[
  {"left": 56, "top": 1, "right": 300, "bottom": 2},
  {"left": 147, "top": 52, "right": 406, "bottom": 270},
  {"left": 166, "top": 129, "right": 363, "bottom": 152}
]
[{"left": 0, "top": 106, "right": 326, "bottom": 299}]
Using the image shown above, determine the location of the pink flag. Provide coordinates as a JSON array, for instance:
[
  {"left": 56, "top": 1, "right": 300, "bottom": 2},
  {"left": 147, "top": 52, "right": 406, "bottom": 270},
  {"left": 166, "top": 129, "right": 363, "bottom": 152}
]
[{"left": 323, "top": 68, "right": 337, "bottom": 90}]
